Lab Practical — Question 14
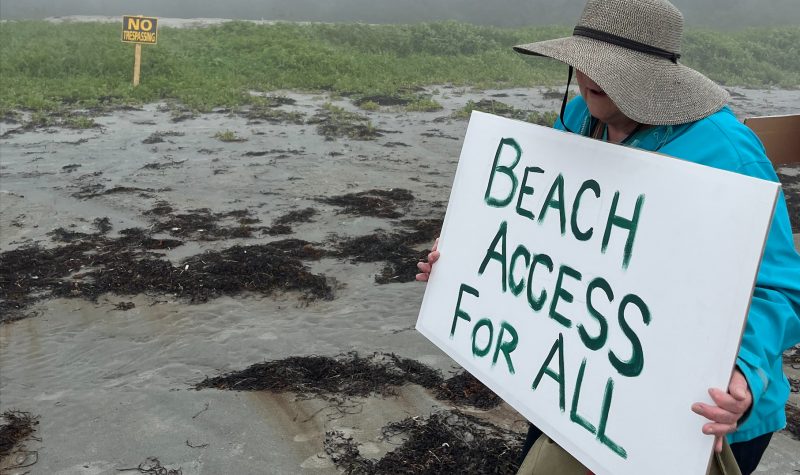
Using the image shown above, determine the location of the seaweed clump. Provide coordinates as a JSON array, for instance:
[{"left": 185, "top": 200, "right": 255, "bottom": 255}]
[
  {"left": 0, "top": 233, "right": 329, "bottom": 321},
  {"left": 195, "top": 352, "right": 501, "bottom": 410},
  {"left": 335, "top": 232, "right": 427, "bottom": 284},
  {"left": 144, "top": 201, "right": 174, "bottom": 216},
  {"left": 320, "top": 189, "right": 414, "bottom": 219},
  {"left": 263, "top": 208, "right": 318, "bottom": 235},
  {"left": 435, "top": 372, "right": 503, "bottom": 410},
  {"left": 274, "top": 208, "right": 317, "bottom": 226},
  {"left": 333, "top": 218, "right": 443, "bottom": 284},
  {"left": 196, "top": 353, "right": 440, "bottom": 398},
  {"left": 117, "top": 456, "right": 182, "bottom": 475},
  {"left": 150, "top": 207, "right": 260, "bottom": 240},
  {"left": 57, "top": 242, "right": 332, "bottom": 304},
  {"left": 72, "top": 185, "right": 160, "bottom": 199},
  {"left": 142, "top": 130, "right": 184, "bottom": 144},
  {"left": 0, "top": 410, "right": 39, "bottom": 460},
  {"left": 259, "top": 238, "right": 325, "bottom": 260},
  {"left": 47, "top": 217, "right": 112, "bottom": 243},
  {"left": 1, "top": 240, "right": 99, "bottom": 319},
  {"left": 48, "top": 227, "right": 95, "bottom": 243},
  {"left": 262, "top": 224, "right": 292, "bottom": 236},
  {"left": 325, "top": 411, "right": 522, "bottom": 475},
  {"left": 93, "top": 217, "right": 113, "bottom": 234}
]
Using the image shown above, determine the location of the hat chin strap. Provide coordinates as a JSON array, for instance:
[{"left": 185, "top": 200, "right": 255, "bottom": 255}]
[{"left": 558, "top": 66, "right": 575, "bottom": 133}]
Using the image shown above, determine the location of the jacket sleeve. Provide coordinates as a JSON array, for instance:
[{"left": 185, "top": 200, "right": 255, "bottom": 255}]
[{"left": 734, "top": 161, "right": 800, "bottom": 408}]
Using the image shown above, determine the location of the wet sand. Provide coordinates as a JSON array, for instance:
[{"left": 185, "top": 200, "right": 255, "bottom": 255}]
[{"left": 1, "top": 86, "right": 799, "bottom": 474}]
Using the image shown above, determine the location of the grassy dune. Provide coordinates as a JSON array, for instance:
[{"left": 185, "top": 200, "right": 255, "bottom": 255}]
[{"left": 1, "top": 21, "right": 798, "bottom": 112}]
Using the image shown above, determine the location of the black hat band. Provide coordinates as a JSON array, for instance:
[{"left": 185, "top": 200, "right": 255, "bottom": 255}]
[{"left": 573, "top": 26, "right": 681, "bottom": 63}]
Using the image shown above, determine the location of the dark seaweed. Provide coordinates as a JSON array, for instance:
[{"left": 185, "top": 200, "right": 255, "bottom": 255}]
[
  {"left": 150, "top": 208, "right": 260, "bottom": 240},
  {"left": 195, "top": 353, "right": 434, "bottom": 398},
  {"left": 195, "top": 352, "right": 501, "bottom": 409},
  {"left": 333, "top": 218, "right": 443, "bottom": 284},
  {"left": 0, "top": 233, "right": 330, "bottom": 321},
  {"left": 0, "top": 410, "right": 39, "bottom": 459},
  {"left": 72, "top": 185, "right": 161, "bottom": 199},
  {"left": 274, "top": 208, "right": 318, "bottom": 226},
  {"left": 93, "top": 217, "right": 112, "bottom": 234},
  {"left": 54, "top": 243, "right": 331, "bottom": 304},
  {"left": 142, "top": 130, "right": 185, "bottom": 144},
  {"left": 320, "top": 189, "right": 414, "bottom": 219},
  {"left": 435, "top": 372, "right": 503, "bottom": 410},
  {"left": 117, "top": 456, "right": 182, "bottom": 475},
  {"left": 325, "top": 411, "right": 521, "bottom": 474}
]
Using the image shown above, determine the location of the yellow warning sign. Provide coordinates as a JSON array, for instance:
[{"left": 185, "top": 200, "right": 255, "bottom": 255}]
[{"left": 122, "top": 16, "right": 158, "bottom": 44}]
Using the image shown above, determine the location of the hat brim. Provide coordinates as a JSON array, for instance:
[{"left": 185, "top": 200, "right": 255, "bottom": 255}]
[{"left": 514, "top": 36, "right": 728, "bottom": 125}]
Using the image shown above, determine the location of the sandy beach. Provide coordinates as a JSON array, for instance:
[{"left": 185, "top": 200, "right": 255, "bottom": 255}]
[{"left": 1, "top": 85, "right": 799, "bottom": 474}]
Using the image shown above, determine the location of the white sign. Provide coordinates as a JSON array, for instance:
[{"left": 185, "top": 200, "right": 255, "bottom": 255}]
[{"left": 416, "top": 112, "right": 779, "bottom": 475}]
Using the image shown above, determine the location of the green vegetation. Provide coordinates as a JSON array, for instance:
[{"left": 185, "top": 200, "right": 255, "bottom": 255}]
[
  {"left": 451, "top": 99, "right": 557, "bottom": 126},
  {"left": 244, "top": 97, "right": 306, "bottom": 124},
  {"left": 213, "top": 130, "right": 246, "bottom": 142},
  {"left": 63, "top": 116, "right": 97, "bottom": 129},
  {"left": 453, "top": 99, "right": 523, "bottom": 120},
  {"left": 309, "top": 103, "right": 379, "bottom": 140},
  {"left": 406, "top": 98, "right": 444, "bottom": 112},
  {"left": 0, "top": 21, "right": 798, "bottom": 113},
  {"left": 358, "top": 100, "right": 380, "bottom": 111},
  {"left": 526, "top": 110, "right": 559, "bottom": 127},
  {"left": 353, "top": 91, "right": 443, "bottom": 112},
  {"left": 2, "top": 111, "right": 99, "bottom": 134}
]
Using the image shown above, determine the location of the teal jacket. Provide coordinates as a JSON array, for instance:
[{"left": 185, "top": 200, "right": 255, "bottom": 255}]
[{"left": 555, "top": 96, "right": 800, "bottom": 443}]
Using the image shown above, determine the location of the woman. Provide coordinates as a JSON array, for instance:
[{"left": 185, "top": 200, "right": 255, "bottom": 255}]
[{"left": 417, "top": 0, "right": 800, "bottom": 473}]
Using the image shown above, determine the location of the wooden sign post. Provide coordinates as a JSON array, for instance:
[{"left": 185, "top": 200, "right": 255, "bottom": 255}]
[
  {"left": 133, "top": 44, "right": 142, "bottom": 87},
  {"left": 416, "top": 112, "right": 779, "bottom": 475},
  {"left": 121, "top": 15, "right": 158, "bottom": 87}
]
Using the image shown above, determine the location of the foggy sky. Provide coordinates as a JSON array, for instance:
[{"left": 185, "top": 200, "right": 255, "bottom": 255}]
[{"left": 1, "top": 0, "right": 799, "bottom": 28}]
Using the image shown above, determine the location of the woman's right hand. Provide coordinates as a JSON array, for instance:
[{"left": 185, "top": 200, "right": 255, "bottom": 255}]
[{"left": 415, "top": 238, "right": 440, "bottom": 282}]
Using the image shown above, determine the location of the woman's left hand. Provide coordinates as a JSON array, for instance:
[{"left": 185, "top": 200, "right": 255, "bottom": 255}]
[{"left": 691, "top": 368, "right": 752, "bottom": 453}]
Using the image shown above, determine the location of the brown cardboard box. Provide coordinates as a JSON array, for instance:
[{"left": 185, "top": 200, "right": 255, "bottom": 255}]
[{"left": 744, "top": 114, "right": 800, "bottom": 166}]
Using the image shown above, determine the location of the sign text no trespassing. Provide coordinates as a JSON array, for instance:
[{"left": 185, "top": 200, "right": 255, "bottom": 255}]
[{"left": 122, "top": 16, "right": 158, "bottom": 44}]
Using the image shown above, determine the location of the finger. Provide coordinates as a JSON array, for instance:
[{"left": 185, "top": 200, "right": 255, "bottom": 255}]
[
  {"left": 417, "top": 261, "right": 431, "bottom": 273},
  {"left": 708, "top": 388, "right": 750, "bottom": 414},
  {"left": 428, "top": 251, "right": 440, "bottom": 264},
  {"left": 432, "top": 238, "right": 439, "bottom": 252},
  {"left": 714, "top": 435, "right": 723, "bottom": 454},
  {"left": 703, "top": 422, "right": 737, "bottom": 437},
  {"left": 691, "top": 403, "right": 739, "bottom": 425},
  {"left": 415, "top": 273, "right": 429, "bottom": 282},
  {"left": 728, "top": 371, "right": 750, "bottom": 402}
]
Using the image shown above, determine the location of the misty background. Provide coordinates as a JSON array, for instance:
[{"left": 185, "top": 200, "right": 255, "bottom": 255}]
[{"left": 2, "top": 0, "right": 799, "bottom": 28}]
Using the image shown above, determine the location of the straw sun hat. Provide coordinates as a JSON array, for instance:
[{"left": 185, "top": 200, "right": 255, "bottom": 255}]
[{"left": 513, "top": 0, "right": 729, "bottom": 126}]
